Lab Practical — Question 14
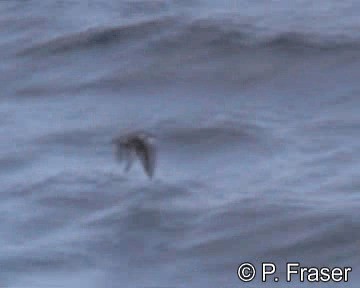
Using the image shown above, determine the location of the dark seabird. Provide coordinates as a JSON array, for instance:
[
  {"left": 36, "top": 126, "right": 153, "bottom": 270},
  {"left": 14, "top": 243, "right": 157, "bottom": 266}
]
[{"left": 112, "top": 132, "right": 156, "bottom": 178}]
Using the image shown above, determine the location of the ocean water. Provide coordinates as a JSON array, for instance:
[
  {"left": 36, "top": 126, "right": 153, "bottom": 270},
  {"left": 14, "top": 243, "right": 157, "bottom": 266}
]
[{"left": 1, "top": 0, "right": 360, "bottom": 287}]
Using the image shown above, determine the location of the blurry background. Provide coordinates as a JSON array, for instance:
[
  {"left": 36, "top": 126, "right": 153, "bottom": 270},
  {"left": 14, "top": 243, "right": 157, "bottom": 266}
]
[{"left": 1, "top": 0, "right": 360, "bottom": 287}]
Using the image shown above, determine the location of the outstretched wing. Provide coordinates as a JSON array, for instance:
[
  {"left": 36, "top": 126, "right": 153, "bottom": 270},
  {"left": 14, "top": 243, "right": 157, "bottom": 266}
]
[
  {"left": 136, "top": 140, "right": 156, "bottom": 178},
  {"left": 112, "top": 133, "right": 156, "bottom": 178}
]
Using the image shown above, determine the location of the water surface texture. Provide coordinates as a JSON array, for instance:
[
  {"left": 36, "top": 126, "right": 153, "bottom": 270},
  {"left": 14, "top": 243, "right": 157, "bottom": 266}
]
[{"left": 1, "top": 1, "right": 360, "bottom": 287}]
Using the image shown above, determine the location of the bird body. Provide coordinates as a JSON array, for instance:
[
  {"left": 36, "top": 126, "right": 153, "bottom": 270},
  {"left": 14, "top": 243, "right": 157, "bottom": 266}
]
[{"left": 112, "top": 132, "right": 156, "bottom": 178}]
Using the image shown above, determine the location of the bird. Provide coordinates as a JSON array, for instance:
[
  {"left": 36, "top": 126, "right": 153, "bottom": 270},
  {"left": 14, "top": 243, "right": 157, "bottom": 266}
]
[{"left": 112, "top": 131, "right": 156, "bottom": 178}]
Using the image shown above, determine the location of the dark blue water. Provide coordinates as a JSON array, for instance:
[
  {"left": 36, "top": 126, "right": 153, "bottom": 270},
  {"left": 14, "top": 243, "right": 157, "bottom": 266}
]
[{"left": 1, "top": 1, "right": 360, "bottom": 287}]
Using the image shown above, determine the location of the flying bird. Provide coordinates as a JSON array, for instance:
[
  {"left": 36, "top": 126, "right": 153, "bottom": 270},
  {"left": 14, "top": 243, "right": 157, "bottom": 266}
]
[{"left": 112, "top": 132, "right": 156, "bottom": 178}]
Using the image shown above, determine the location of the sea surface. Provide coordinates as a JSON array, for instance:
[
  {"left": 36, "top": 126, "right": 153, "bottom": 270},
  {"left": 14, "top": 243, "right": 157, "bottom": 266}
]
[{"left": 1, "top": 1, "right": 360, "bottom": 287}]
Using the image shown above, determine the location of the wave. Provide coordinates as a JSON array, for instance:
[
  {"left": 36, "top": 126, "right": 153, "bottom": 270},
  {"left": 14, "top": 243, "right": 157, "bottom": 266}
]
[
  {"left": 18, "top": 16, "right": 179, "bottom": 56},
  {"left": 19, "top": 14, "right": 360, "bottom": 58},
  {"left": 15, "top": 14, "right": 360, "bottom": 93},
  {"left": 155, "top": 116, "right": 261, "bottom": 147}
]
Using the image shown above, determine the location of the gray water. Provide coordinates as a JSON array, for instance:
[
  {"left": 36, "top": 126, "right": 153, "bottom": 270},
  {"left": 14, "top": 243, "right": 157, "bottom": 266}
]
[{"left": 1, "top": 1, "right": 360, "bottom": 287}]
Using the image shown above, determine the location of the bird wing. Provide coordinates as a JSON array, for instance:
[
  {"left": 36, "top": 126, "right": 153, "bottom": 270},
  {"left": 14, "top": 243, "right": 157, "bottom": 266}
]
[{"left": 137, "top": 141, "right": 156, "bottom": 178}]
